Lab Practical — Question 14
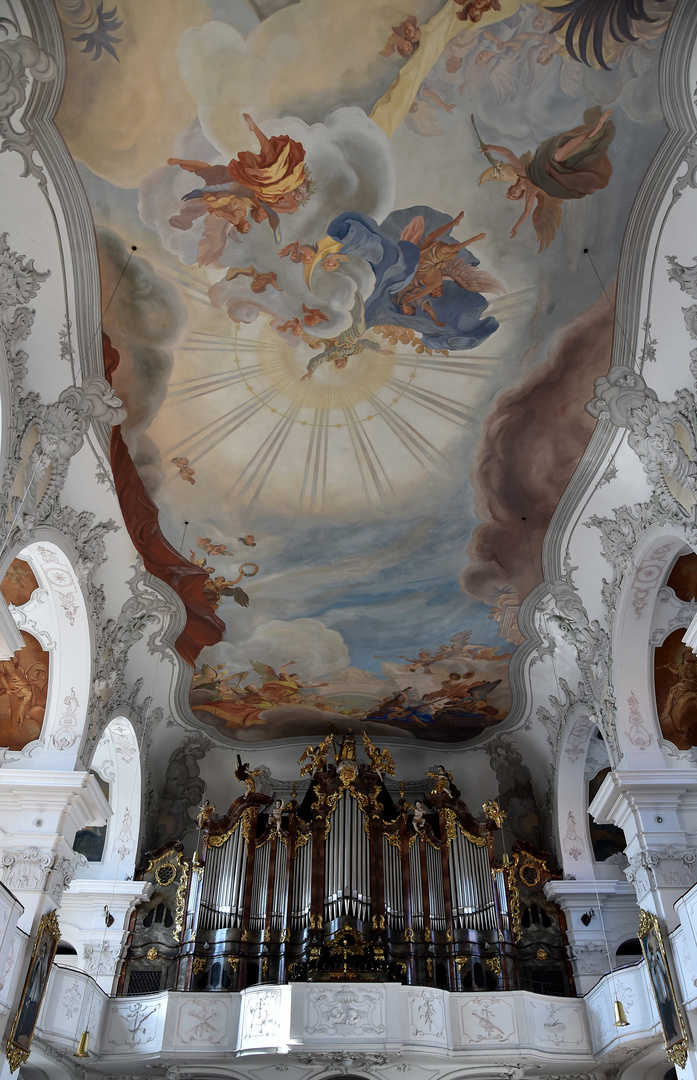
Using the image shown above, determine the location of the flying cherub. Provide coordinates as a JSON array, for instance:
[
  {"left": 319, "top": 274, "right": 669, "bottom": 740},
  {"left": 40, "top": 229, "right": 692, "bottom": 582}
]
[
  {"left": 477, "top": 106, "right": 615, "bottom": 251},
  {"left": 454, "top": 0, "right": 502, "bottom": 22},
  {"left": 380, "top": 15, "right": 421, "bottom": 58},
  {"left": 190, "top": 550, "right": 215, "bottom": 574},
  {"left": 276, "top": 317, "right": 305, "bottom": 337},
  {"left": 197, "top": 534, "right": 230, "bottom": 558},
  {"left": 171, "top": 456, "right": 195, "bottom": 484},
  {"left": 238, "top": 535, "right": 256, "bottom": 547},
  {"left": 279, "top": 241, "right": 318, "bottom": 264},
  {"left": 302, "top": 304, "right": 329, "bottom": 327},
  {"left": 225, "top": 265, "right": 281, "bottom": 293},
  {"left": 395, "top": 211, "right": 505, "bottom": 325}
]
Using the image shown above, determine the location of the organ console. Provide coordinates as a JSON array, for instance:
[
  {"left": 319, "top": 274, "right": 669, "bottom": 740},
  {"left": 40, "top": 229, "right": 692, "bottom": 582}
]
[{"left": 118, "top": 731, "right": 573, "bottom": 997}]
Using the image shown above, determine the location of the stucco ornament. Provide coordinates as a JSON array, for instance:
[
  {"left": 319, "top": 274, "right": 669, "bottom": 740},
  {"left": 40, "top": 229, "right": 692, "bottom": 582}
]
[
  {"left": 586, "top": 366, "right": 658, "bottom": 427},
  {"left": 0, "top": 32, "right": 56, "bottom": 185},
  {"left": 588, "top": 368, "right": 697, "bottom": 516},
  {"left": 666, "top": 254, "right": 697, "bottom": 298}
]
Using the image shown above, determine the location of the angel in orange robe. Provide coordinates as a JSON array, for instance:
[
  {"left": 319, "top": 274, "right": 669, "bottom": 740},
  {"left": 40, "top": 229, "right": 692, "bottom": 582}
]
[{"left": 168, "top": 114, "right": 312, "bottom": 255}]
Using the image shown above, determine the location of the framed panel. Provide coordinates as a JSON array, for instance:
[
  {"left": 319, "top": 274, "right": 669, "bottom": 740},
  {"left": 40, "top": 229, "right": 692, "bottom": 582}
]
[
  {"left": 638, "top": 909, "right": 688, "bottom": 1068},
  {"left": 6, "top": 909, "right": 60, "bottom": 1073}
]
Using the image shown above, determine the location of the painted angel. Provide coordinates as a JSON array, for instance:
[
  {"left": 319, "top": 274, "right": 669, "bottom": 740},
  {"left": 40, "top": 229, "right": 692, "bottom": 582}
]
[
  {"left": 395, "top": 210, "right": 505, "bottom": 325},
  {"left": 478, "top": 106, "right": 615, "bottom": 251},
  {"left": 301, "top": 296, "right": 388, "bottom": 380},
  {"left": 196, "top": 534, "right": 230, "bottom": 558},
  {"left": 168, "top": 114, "right": 313, "bottom": 260},
  {"left": 380, "top": 15, "right": 421, "bottom": 58},
  {"left": 454, "top": 0, "right": 501, "bottom": 22},
  {"left": 224, "top": 266, "right": 281, "bottom": 293}
]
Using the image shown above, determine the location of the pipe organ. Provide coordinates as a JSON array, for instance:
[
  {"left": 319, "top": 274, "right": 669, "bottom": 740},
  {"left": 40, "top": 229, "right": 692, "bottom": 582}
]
[{"left": 119, "top": 731, "right": 572, "bottom": 997}]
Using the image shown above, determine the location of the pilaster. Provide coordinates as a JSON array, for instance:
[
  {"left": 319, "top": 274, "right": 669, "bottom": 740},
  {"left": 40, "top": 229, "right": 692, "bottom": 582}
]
[
  {"left": 0, "top": 771, "right": 110, "bottom": 932},
  {"left": 59, "top": 878, "right": 153, "bottom": 992},
  {"left": 544, "top": 878, "right": 640, "bottom": 993},
  {"left": 590, "top": 770, "right": 697, "bottom": 930}
]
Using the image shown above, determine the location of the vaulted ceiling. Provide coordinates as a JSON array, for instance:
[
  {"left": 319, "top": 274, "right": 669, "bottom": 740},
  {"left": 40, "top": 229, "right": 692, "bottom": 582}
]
[{"left": 53, "top": 0, "right": 676, "bottom": 754}]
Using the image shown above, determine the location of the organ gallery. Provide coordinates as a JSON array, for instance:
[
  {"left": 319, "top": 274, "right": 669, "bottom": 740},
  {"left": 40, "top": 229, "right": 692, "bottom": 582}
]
[{"left": 121, "top": 731, "right": 571, "bottom": 997}]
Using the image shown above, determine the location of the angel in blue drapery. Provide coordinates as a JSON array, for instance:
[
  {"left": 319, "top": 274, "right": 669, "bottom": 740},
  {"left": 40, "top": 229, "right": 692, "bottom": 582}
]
[{"left": 326, "top": 205, "right": 503, "bottom": 353}]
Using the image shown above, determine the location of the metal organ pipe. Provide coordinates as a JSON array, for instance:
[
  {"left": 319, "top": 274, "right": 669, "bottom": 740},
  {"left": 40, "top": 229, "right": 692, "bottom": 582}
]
[
  {"left": 291, "top": 837, "right": 312, "bottom": 930},
  {"left": 272, "top": 840, "right": 287, "bottom": 930},
  {"left": 250, "top": 839, "right": 270, "bottom": 931},
  {"left": 449, "top": 829, "right": 496, "bottom": 930},
  {"left": 199, "top": 824, "right": 247, "bottom": 931},
  {"left": 409, "top": 838, "right": 424, "bottom": 929},
  {"left": 323, "top": 791, "right": 371, "bottom": 924},
  {"left": 383, "top": 836, "right": 404, "bottom": 929},
  {"left": 426, "top": 842, "right": 446, "bottom": 931}
]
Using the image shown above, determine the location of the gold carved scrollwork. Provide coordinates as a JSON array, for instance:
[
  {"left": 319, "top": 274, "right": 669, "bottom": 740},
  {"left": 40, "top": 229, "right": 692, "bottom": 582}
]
[
  {"left": 486, "top": 956, "right": 501, "bottom": 975},
  {"left": 174, "top": 855, "right": 189, "bottom": 943},
  {"left": 192, "top": 957, "right": 206, "bottom": 973},
  {"left": 638, "top": 908, "right": 658, "bottom": 938},
  {"left": 295, "top": 828, "right": 311, "bottom": 850},
  {"left": 482, "top": 799, "right": 506, "bottom": 828},
  {"left": 241, "top": 808, "right": 254, "bottom": 849},
  {"left": 506, "top": 860, "right": 522, "bottom": 943},
  {"left": 666, "top": 1041, "right": 688, "bottom": 1069},
  {"left": 155, "top": 862, "right": 177, "bottom": 886},
  {"left": 444, "top": 808, "right": 487, "bottom": 848},
  {"left": 208, "top": 816, "right": 241, "bottom": 848}
]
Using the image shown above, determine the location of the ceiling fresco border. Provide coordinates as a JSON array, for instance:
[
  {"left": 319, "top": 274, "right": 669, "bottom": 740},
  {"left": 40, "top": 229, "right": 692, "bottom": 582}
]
[{"left": 7, "top": 0, "right": 697, "bottom": 756}]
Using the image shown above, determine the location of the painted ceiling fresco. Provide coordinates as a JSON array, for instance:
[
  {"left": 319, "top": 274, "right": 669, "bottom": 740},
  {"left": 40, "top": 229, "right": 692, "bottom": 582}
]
[{"left": 56, "top": 0, "right": 675, "bottom": 744}]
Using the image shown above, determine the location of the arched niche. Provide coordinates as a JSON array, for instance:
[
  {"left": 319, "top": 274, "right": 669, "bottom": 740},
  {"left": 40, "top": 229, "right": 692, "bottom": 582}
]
[
  {"left": 554, "top": 702, "right": 628, "bottom": 883},
  {"left": 649, "top": 548, "right": 697, "bottom": 761},
  {"left": 0, "top": 537, "right": 92, "bottom": 769},
  {"left": 73, "top": 716, "right": 141, "bottom": 881},
  {"left": 611, "top": 526, "right": 694, "bottom": 765}
]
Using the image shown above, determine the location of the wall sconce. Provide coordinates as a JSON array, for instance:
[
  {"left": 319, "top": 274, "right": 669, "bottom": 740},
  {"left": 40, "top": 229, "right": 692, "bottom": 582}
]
[{"left": 581, "top": 909, "right": 595, "bottom": 926}]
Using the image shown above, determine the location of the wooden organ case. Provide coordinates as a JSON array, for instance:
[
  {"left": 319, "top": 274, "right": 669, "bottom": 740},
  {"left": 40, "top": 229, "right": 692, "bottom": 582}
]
[{"left": 119, "top": 731, "right": 573, "bottom": 997}]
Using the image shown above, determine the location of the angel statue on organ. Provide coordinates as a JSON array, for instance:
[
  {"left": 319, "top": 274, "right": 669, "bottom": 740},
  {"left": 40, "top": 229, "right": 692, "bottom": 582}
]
[
  {"left": 476, "top": 106, "right": 615, "bottom": 251},
  {"left": 167, "top": 113, "right": 313, "bottom": 261}
]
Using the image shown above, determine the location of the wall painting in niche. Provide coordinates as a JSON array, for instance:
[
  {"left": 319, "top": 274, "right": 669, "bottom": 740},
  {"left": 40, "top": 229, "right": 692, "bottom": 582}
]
[
  {"left": 654, "top": 628, "right": 697, "bottom": 752},
  {"left": 0, "top": 631, "right": 48, "bottom": 751},
  {"left": 0, "top": 558, "right": 38, "bottom": 607},
  {"left": 654, "top": 553, "right": 697, "bottom": 751}
]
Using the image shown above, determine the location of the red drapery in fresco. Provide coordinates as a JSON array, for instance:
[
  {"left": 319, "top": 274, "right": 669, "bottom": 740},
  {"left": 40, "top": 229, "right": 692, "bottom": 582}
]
[{"left": 103, "top": 334, "right": 224, "bottom": 666}]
